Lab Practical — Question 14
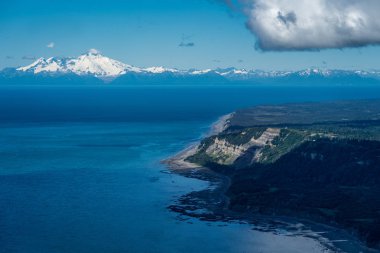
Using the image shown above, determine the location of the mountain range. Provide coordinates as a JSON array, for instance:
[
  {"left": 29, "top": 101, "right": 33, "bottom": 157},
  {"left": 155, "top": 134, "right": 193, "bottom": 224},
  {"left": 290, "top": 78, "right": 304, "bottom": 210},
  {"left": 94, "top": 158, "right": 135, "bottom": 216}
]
[{"left": 1, "top": 49, "right": 380, "bottom": 86}]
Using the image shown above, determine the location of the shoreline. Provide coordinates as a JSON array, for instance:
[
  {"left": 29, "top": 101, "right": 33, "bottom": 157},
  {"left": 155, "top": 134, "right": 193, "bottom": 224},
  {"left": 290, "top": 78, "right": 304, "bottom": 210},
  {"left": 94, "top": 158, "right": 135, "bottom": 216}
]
[
  {"left": 162, "top": 113, "right": 233, "bottom": 217},
  {"left": 207, "top": 113, "right": 233, "bottom": 136},
  {"left": 163, "top": 113, "right": 376, "bottom": 253}
]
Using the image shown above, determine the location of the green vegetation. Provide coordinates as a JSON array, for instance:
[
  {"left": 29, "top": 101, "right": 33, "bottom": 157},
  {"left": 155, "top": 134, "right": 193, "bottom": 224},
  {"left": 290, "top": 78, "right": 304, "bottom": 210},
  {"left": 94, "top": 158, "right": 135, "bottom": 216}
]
[
  {"left": 228, "top": 139, "right": 380, "bottom": 248},
  {"left": 220, "top": 127, "right": 267, "bottom": 145},
  {"left": 229, "top": 100, "right": 380, "bottom": 127},
  {"left": 188, "top": 120, "right": 380, "bottom": 167},
  {"left": 258, "top": 129, "right": 308, "bottom": 163},
  {"left": 185, "top": 136, "right": 216, "bottom": 165},
  {"left": 185, "top": 100, "right": 380, "bottom": 249}
]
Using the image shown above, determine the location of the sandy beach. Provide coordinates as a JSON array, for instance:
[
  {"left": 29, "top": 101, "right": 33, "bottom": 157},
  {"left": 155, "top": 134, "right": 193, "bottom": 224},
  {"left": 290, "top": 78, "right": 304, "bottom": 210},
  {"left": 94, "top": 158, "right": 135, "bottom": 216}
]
[{"left": 163, "top": 113, "right": 233, "bottom": 170}]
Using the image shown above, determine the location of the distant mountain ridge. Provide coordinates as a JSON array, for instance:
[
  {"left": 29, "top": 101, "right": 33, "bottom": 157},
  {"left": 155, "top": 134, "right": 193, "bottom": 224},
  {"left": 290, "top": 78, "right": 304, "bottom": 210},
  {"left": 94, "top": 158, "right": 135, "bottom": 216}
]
[
  {"left": 17, "top": 49, "right": 146, "bottom": 77},
  {"left": 2, "top": 49, "right": 380, "bottom": 85}
]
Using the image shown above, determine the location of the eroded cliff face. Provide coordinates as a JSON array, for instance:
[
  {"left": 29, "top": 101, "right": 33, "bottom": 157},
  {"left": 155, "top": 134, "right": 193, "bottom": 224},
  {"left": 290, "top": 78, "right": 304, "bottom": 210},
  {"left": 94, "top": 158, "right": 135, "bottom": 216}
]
[
  {"left": 182, "top": 100, "right": 380, "bottom": 250},
  {"left": 202, "top": 128, "right": 280, "bottom": 166},
  {"left": 187, "top": 100, "right": 380, "bottom": 170}
]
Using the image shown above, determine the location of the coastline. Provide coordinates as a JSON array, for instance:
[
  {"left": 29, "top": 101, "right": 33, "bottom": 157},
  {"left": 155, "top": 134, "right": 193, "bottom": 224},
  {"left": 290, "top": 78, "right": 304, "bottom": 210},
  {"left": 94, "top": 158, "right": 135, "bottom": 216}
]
[
  {"left": 163, "top": 112, "right": 376, "bottom": 253},
  {"left": 162, "top": 113, "right": 233, "bottom": 217},
  {"left": 162, "top": 112, "right": 232, "bottom": 179},
  {"left": 207, "top": 113, "right": 233, "bottom": 136}
]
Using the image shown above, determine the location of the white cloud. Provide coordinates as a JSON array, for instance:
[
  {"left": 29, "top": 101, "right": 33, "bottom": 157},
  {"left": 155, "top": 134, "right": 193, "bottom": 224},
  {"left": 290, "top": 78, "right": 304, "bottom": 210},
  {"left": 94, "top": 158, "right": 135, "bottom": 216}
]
[
  {"left": 88, "top": 48, "right": 100, "bottom": 54},
  {"left": 239, "top": 0, "right": 380, "bottom": 51},
  {"left": 47, "top": 42, "right": 55, "bottom": 48}
]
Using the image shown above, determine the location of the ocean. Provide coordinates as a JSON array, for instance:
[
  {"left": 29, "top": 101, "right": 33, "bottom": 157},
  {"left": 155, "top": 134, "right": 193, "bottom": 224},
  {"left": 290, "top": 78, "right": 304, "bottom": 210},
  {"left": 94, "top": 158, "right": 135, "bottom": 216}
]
[{"left": 1, "top": 85, "right": 379, "bottom": 253}]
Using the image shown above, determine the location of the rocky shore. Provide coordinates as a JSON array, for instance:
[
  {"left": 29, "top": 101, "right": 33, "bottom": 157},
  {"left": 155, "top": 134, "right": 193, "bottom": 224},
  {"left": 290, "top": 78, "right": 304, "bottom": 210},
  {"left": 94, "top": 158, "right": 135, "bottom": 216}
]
[
  {"left": 164, "top": 100, "right": 379, "bottom": 252},
  {"left": 163, "top": 130, "right": 371, "bottom": 253}
]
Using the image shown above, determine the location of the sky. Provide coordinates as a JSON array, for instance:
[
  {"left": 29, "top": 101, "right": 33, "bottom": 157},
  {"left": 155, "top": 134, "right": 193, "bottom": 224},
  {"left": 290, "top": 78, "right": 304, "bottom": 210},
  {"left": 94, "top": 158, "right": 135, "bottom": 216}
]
[{"left": 1, "top": 0, "right": 380, "bottom": 71}]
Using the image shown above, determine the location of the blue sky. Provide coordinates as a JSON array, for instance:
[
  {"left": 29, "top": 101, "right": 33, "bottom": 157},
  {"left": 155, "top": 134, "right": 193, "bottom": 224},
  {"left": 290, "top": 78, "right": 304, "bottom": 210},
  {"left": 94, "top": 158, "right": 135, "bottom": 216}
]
[{"left": 1, "top": 0, "right": 379, "bottom": 70}]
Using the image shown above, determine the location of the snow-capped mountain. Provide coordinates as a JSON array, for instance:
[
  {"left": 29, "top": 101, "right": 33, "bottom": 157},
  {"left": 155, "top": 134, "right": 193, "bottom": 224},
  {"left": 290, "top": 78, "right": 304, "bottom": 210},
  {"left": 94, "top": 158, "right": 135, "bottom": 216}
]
[
  {"left": 5, "top": 49, "right": 380, "bottom": 85},
  {"left": 16, "top": 49, "right": 189, "bottom": 78},
  {"left": 143, "top": 66, "right": 179, "bottom": 74},
  {"left": 213, "top": 67, "right": 380, "bottom": 80},
  {"left": 17, "top": 49, "right": 141, "bottom": 77},
  {"left": 17, "top": 57, "right": 66, "bottom": 74}
]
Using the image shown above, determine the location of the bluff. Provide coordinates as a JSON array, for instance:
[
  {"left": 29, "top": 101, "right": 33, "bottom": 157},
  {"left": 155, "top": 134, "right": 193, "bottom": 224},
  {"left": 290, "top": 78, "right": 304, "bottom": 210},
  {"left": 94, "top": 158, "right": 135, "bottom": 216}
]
[{"left": 185, "top": 100, "right": 380, "bottom": 249}]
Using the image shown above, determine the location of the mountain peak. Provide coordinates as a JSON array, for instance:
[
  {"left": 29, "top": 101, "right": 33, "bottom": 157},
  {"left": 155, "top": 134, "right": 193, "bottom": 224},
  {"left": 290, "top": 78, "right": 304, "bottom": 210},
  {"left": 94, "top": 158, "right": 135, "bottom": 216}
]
[
  {"left": 17, "top": 50, "right": 132, "bottom": 77},
  {"left": 16, "top": 50, "right": 182, "bottom": 77}
]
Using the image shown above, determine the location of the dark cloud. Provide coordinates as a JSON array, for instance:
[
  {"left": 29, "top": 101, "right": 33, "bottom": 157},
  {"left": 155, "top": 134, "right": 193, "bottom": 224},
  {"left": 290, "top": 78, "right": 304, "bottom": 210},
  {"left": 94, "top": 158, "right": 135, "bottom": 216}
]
[
  {"left": 179, "top": 34, "right": 195, "bottom": 47},
  {"left": 179, "top": 42, "right": 195, "bottom": 47},
  {"left": 277, "top": 11, "right": 297, "bottom": 27},
  {"left": 5, "top": 56, "right": 13, "bottom": 59},
  {"left": 22, "top": 56, "right": 36, "bottom": 60}
]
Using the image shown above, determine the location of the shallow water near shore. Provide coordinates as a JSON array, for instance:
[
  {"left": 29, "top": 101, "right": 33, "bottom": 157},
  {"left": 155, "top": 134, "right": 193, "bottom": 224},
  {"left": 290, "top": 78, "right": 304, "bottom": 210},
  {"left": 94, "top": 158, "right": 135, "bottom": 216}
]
[{"left": 1, "top": 85, "right": 380, "bottom": 253}]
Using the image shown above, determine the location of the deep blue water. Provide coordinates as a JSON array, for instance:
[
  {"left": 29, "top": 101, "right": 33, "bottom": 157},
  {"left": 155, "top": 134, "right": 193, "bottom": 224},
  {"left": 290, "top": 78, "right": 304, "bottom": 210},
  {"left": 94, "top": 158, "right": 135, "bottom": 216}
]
[
  {"left": 2, "top": 85, "right": 380, "bottom": 123},
  {"left": 1, "top": 85, "right": 380, "bottom": 253}
]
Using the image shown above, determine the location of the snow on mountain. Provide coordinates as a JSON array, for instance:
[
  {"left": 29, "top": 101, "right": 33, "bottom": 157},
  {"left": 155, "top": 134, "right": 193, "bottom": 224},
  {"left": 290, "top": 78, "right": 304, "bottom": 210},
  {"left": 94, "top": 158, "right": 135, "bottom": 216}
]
[
  {"left": 65, "top": 49, "right": 132, "bottom": 76},
  {"left": 143, "top": 66, "right": 179, "bottom": 74},
  {"left": 190, "top": 69, "right": 212, "bottom": 75},
  {"left": 17, "top": 49, "right": 186, "bottom": 77},
  {"left": 17, "top": 49, "right": 140, "bottom": 77},
  {"left": 18, "top": 57, "right": 65, "bottom": 73},
  {"left": 15, "top": 49, "right": 380, "bottom": 81},
  {"left": 296, "top": 68, "right": 332, "bottom": 77},
  {"left": 216, "top": 68, "right": 249, "bottom": 76}
]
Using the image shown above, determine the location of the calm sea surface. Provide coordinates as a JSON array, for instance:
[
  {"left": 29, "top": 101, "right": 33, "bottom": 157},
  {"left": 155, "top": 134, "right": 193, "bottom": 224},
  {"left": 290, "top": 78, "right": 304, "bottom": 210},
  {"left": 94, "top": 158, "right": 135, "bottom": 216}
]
[{"left": 1, "top": 85, "right": 379, "bottom": 253}]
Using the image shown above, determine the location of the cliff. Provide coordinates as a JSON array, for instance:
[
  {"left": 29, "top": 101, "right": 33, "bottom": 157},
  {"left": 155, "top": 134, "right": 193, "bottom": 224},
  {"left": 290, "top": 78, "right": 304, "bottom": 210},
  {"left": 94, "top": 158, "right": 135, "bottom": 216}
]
[{"left": 184, "top": 99, "right": 380, "bottom": 249}]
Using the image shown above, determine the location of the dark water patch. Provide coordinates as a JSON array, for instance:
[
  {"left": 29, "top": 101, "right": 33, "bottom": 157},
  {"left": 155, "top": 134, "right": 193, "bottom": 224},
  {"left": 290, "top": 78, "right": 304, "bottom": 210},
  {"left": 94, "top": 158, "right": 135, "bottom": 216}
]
[
  {"left": 1, "top": 85, "right": 380, "bottom": 123},
  {"left": 75, "top": 143, "right": 139, "bottom": 148}
]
